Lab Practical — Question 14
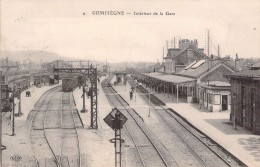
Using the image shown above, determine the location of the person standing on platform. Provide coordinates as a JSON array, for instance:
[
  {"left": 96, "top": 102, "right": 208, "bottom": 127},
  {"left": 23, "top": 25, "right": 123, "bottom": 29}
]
[{"left": 130, "top": 90, "right": 133, "bottom": 100}]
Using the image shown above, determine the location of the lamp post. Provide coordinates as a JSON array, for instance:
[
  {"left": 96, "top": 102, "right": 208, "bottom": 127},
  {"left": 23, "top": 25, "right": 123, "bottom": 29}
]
[
  {"left": 17, "top": 88, "right": 22, "bottom": 116},
  {"left": 134, "top": 79, "right": 137, "bottom": 101},
  {"left": 148, "top": 88, "right": 151, "bottom": 117},
  {"left": 233, "top": 93, "right": 237, "bottom": 130},
  {"left": 199, "top": 88, "right": 202, "bottom": 109},
  {"left": 81, "top": 81, "right": 87, "bottom": 113}
]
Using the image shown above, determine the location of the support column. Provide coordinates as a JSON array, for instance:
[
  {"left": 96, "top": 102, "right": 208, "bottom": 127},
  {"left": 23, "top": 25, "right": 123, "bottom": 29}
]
[
  {"left": 164, "top": 83, "right": 166, "bottom": 95},
  {"left": 81, "top": 86, "right": 87, "bottom": 113},
  {"left": 11, "top": 88, "right": 15, "bottom": 136},
  {"left": 177, "top": 83, "right": 179, "bottom": 103},
  {"left": 172, "top": 83, "right": 174, "bottom": 101},
  {"left": 168, "top": 82, "right": 170, "bottom": 98},
  {"left": 187, "top": 84, "right": 189, "bottom": 103}
]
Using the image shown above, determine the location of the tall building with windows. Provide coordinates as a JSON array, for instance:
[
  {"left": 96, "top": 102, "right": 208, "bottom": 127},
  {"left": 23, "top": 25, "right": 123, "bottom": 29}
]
[{"left": 163, "top": 39, "right": 208, "bottom": 73}]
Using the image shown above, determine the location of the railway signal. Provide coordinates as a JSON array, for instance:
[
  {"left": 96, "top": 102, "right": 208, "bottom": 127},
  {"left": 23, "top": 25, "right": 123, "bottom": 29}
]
[{"left": 104, "top": 108, "right": 127, "bottom": 167}]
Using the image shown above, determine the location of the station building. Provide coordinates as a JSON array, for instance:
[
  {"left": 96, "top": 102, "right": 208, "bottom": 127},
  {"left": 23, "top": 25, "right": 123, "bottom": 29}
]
[
  {"left": 225, "top": 61, "right": 260, "bottom": 134},
  {"left": 141, "top": 59, "right": 236, "bottom": 112},
  {"left": 138, "top": 39, "right": 237, "bottom": 112}
]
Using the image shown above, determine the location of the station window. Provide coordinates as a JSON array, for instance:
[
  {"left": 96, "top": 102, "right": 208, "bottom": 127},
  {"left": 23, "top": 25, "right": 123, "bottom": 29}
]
[{"left": 214, "top": 94, "right": 221, "bottom": 105}]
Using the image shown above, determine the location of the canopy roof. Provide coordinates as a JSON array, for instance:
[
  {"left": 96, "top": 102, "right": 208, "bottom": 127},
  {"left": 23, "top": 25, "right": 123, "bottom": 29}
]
[{"left": 143, "top": 72, "right": 196, "bottom": 84}]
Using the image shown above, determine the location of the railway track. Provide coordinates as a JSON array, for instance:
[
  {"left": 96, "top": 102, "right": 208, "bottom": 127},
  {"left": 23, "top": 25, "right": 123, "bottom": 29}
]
[
  {"left": 27, "top": 86, "right": 82, "bottom": 167},
  {"left": 102, "top": 76, "right": 177, "bottom": 167},
  {"left": 127, "top": 76, "right": 247, "bottom": 167}
]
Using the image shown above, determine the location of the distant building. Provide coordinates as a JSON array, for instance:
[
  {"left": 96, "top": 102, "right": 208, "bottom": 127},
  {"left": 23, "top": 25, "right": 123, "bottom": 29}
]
[
  {"left": 225, "top": 61, "right": 260, "bottom": 134},
  {"left": 164, "top": 39, "right": 208, "bottom": 73},
  {"left": 0, "top": 58, "right": 29, "bottom": 83},
  {"left": 103, "top": 64, "right": 108, "bottom": 73}
]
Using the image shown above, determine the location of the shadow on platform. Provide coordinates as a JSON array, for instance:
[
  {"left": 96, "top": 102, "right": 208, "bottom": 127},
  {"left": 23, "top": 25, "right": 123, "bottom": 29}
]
[
  {"left": 239, "top": 137, "right": 260, "bottom": 161},
  {"left": 204, "top": 118, "right": 253, "bottom": 135}
]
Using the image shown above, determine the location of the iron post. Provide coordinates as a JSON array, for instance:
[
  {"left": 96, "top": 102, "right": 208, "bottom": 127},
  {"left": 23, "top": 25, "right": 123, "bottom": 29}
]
[
  {"left": 134, "top": 80, "right": 137, "bottom": 102},
  {"left": 11, "top": 88, "right": 15, "bottom": 136},
  {"left": 17, "top": 88, "right": 22, "bottom": 116},
  {"left": 114, "top": 111, "right": 122, "bottom": 167},
  {"left": 81, "top": 86, "right": 87, "bottom": 113},
  {"left": 148, "top": 88, "right": 151, "bottom": 117},
  {"left": 233, "top": 93, "right": 237, "bottom": 130}
]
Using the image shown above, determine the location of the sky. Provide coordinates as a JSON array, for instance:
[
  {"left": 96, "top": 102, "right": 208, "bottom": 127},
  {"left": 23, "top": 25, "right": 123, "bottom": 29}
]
[{"left": 1, "top": 0, "right": 260, "bottom": 63}]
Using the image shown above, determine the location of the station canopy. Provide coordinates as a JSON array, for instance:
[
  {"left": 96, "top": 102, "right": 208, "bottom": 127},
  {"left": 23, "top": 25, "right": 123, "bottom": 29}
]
[{"left": 143, "top": 72, "right": 196, "bottom": 84}]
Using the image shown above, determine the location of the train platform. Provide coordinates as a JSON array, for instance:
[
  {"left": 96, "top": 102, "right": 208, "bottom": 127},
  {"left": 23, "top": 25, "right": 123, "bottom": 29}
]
[
  {"left": 152, "top": 91, "right": 260, "bottom": 167},
  {"left": 1, "top": 84, "right": 60, "bottom": 167},
  {"left": 112, "top": 77, "right": 260, "bottom": 167},
  {"left": 73, "top": 76, "right": 114, "bottom": 167}
]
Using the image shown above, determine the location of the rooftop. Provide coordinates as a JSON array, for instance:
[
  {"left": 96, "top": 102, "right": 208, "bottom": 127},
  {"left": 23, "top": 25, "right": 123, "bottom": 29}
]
[
  {"left": 250, "top": 61, "right": 260, "bottom": 69},
  {"left": 177, "top": 59, "right": 237, "bottom": 78},
  {"left": 143, "top": 72, "right": 196, "bottom": 84},
  {"left": 225, "top": 61, "right": 260, "bottom": 79}
]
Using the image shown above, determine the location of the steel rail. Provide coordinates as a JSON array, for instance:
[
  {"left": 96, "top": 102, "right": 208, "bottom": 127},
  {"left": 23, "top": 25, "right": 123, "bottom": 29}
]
[
  {"left": 69, "top": 92, "right": 81, "bottom": 167},
  {"left": 60, "top": 92, "right": 64, "bottom": 167},
  {"left": 162, "top": 106, "right": 233, "bottom": 167},
  {"left": 59, "top": 92, "right": 81, "bottom": 167},
  {"left": 123, "top": 124, "right": 146, "bottom": 166},
  {"left": 29, "top": 86, "right": 61, "bottom": 167},
  {"left": 131, "top": 85, "right": 209, "bottom": 166},
  {"left": 130, "top": 78, "right": 234, "bottom": 167},
  {"left": 29, "top": 85, "right": 61, "bottom": 166},
  {"left": 102, "top": 79, "right": 170, "bottom": 167},
  {"left": 43, "top": 89, "right": 60, "bottom": 167},
  {"left": 103, "top": 86, "right": 146, "bottom": 167}
]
